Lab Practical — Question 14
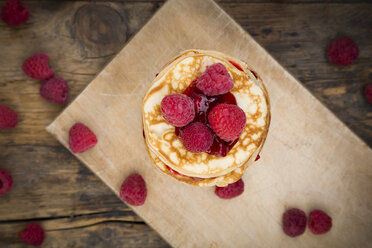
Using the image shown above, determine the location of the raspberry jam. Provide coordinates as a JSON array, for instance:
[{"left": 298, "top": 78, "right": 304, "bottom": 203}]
[
  {"left": 167, "top": 166, "right": 204, "bottom": 180},
  {"left": 175, "top": 80, "right": 239, "bottom": 157},
  {"left": 168, "top": 166, "right": 187, "bottom": 177},
  {"left": 250, "top": 70, "right": 258, "bottom": 80},
  {"left": 229, "top": 60, "right": 243, "bottom": 71},
  {"left": 229, "top": 60, "right": 258, "bottom": 80}
]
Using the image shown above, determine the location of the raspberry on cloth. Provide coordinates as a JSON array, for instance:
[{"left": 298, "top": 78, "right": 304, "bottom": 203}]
[
  {"left": 215, "top": 179, "right": 244, "bottom": 199},
  {"left": 120, "top": 173, "right": 147, "bottom": 206},
  {"left": 282, "top": 208, "right": 307, "bottom": 237},
  {"left": 69, "top": 123, "right": 98, "bottom": 153},
  {"left": 308, "top": 209, "right": 332, "bottom": 234}
]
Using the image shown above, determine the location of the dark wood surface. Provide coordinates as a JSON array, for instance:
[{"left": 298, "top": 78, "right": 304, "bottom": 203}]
[{"left": 0, "top": 0, "right": 371, "bottom": 247}]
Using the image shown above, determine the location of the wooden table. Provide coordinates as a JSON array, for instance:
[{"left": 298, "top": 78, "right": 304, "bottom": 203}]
[{"left": 0, "top": 0, "right": 371, "bottom": 247}]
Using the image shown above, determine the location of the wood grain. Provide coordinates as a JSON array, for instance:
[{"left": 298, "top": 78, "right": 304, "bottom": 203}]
[
  {"left": 0, "top": 146, "right": 130, "bottom": 220},
  {"left": 45, "top": 0, "right": 372, "bottom": 247},
  {"left": 0, "top": 215, "right": 169, "bottom": 248},
  {"left": 0, "top": 0, "right": 371, "bottom": 247},
  {"left": 0, "top": 1, "right": 157, "bottom": 146},
  {"left": 220, "top": 2, "right": 372, "bottom": 145},
  {"left": 0, "top": 1, "right": 370, "bottom": 147}
]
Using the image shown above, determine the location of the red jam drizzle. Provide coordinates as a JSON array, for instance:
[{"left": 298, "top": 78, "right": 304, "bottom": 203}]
[
  {"left": 250, "top": 70, "right": 258, "bottom": 80},
  {"left": 167, "top": 166, "right": 204, "bottom": 180},
  {"left": 228, "top": 60, "right": 243, "bottom": 71},
  {"left": 175, "top": 80, "right": 239, "bottom": 157},
  {"left": 168, "top": 166, "right": 187, "bottom": 177},
  {"left": 229, "top": 60, "right": 258, "bottom": 80},
  {"left": 255, "top": 154, "right": 260, "bottom": 161}
]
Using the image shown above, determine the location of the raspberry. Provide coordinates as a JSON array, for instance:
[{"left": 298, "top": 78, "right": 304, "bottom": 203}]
[
  {"left": 327, "top": 36, "right": 359, "bottom": 66},
  {"left": 365, "top": 84, "right": 372, "bottom": 104},
  {"left": 181, "top": 122, "right": 213, "bottom": 153},
  {"left": 161, "top": 94, "right": 195, "bottom": 127},
  {"left": 1, "top": 0, "right": 29, "bottom": 26},
  {"left": 208, "top": 104, "right": 246, "bottom": 142},
  {"left": 282, "top": 208, "right": 307, "bottom": 237},
  {"left": 215, "top": 179, "right": 244, "bottom": 199},
  {"left": 19, "top": 222, "right": 45, "bottom": 246},
  {"left": 0, "top": 104, "right": 18, "bottom": 129},
  {"left": 0, "top": 169, "right": 13, "bottom": 196},
  {"left": 22, "top": 53, "right": 55, "bottom": 80},
  {"left": 69, "top": 123, "right": 98, "bottom": 153},
  {"left": 196, "top": 63, "right": 234, "bottom": 96},
  {"left": 120, "top": 173, "right": 147, "bottom": 206},
  {"left": 40, "top": 77, "right": 69, "bottom": 104},
  {"left": 308, "top": 209, "right": 332, "bottom": 234}
]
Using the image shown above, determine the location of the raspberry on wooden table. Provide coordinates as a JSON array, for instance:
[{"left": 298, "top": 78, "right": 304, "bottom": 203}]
[
  {"left": 282, "top": 208, "right": 307, "bottom": 237},
  {"left": 215, "top": 179, "right": 244, "bottom": 199},
  {"left": 40, "top": 77, "right": 69, "bottom": 104},
  {"left": 120, "top": 173, "right": 147, "bottom": 206},
  {"left": 208, "top": 104, "right": 246, "bottom": 142},
  {"left": 69, "top": 123, "right": 98, "bottom": 153},
  {"left": 161, "top": 93, "right": 195, "bottom": 127},
  {"left": 0, "top": 169, "right": 13, "bottom": 196},
  {"left": 364, "top": 84, "right": 372, "bottom": 104},
  {"left": 1, "top": 0, "right": 29, "bottom": 26},
  {"left": 196, "top": 63, "right": 234, "bottom": 96},
  {"left": 19, "top": 222, "right": 45, "bottom": 246},
  {"left": 308, "top": 209, "right": 332, "bottom": 234},
  {"left": 327, "top": 36, "right": 359, "bottom": 66},
  {"left": 181, "top": 122, "right": 213, "bottom": 153},
  {"left": 22, "top": 53, "right": 55, "bottom": 80},
  {"left": 0, "top": 104, "right": 18, "bottom": 129}
]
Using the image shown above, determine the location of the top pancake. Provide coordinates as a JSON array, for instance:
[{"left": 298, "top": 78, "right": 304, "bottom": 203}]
[{"left": 143, "top": 50, "right": 269, "bottom": 178}]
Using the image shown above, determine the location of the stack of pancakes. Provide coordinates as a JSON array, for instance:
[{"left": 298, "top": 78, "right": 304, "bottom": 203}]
[{"left": 142, "top": 50, "right": 270, "bottom": 187}]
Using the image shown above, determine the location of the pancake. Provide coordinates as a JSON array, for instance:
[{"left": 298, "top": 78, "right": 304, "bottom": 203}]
[
  {"left": 142, "top": 49, "right": 270, "bottom": 185},
  {"left": 144, "top": 134, "right": 265, "bottom": 187}
]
